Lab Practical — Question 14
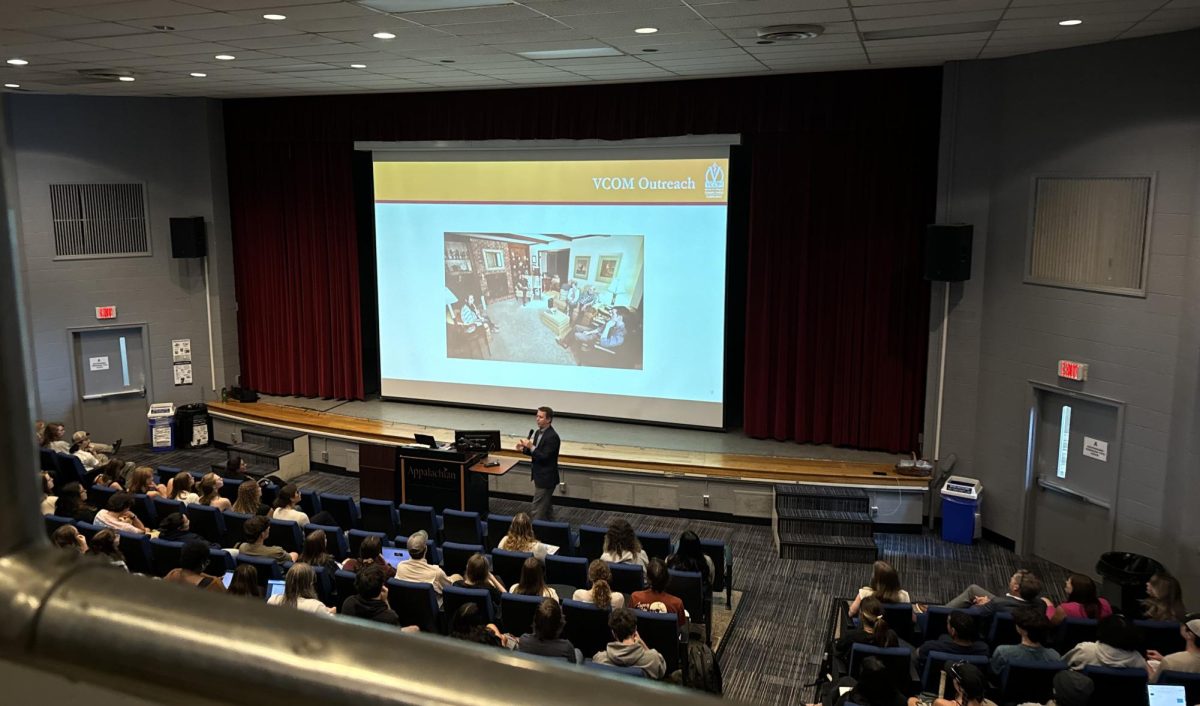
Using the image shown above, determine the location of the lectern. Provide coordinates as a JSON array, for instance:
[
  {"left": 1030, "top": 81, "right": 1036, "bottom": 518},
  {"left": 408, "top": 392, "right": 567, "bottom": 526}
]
[{"left": 358, "top": 443, "right": 516, "bottom": 514}]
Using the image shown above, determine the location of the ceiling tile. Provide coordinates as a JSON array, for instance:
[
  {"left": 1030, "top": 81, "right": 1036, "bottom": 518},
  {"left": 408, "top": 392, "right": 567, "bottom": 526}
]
[{"left": 73, "top": 1, "right": 213, "bottom": 21}]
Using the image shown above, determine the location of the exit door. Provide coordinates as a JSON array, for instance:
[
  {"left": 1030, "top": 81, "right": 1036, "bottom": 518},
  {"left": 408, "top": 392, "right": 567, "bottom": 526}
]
[
  {"left": 71, "top": 326, "right": 151, "bottom": 445},
  {"left": 1027, "top": 387, "right": 1122, "bottom": 578}
]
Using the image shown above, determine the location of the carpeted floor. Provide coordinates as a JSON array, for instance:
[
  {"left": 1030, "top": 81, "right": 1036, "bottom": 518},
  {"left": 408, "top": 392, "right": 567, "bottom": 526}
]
[{"left": 120, "top": 445, "right": 1071, "bottom": 705}]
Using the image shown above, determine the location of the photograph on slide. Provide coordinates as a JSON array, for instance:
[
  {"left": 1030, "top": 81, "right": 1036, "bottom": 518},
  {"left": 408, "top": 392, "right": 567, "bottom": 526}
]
[{"left": 443, "top": 231, "right": 644, "bottom": 370}]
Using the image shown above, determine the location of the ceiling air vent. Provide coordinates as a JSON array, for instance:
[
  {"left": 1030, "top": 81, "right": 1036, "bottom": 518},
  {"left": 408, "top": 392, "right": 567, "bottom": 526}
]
[{"left": 756, "top": 24, "right": 824, "bottom": 41}]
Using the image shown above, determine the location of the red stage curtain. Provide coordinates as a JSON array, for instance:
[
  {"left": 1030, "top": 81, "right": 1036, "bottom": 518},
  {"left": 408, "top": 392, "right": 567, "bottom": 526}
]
[{"left": 225, "top": 68, "right": 939, "bottom": 450}]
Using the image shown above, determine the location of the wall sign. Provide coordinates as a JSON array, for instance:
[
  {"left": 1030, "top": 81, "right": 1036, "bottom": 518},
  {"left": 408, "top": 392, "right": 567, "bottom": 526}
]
[
  {"left": 89, "top": 356, "right": 110, "bottom": 371},
  {"left": 1082, "top": 436, "right": 1108, "bottom": 462},
  {"left": 1058, "top": 359, "right": 1088, "bottom": 381},
  {"left": 95, "top": 306, "right": 117, "bottom": 320}
]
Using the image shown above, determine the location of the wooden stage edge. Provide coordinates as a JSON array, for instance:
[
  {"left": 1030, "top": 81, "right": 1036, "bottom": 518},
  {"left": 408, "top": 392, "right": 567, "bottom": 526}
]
[{"left": 207, "top": 401, "right": 929, "bottom": 488}]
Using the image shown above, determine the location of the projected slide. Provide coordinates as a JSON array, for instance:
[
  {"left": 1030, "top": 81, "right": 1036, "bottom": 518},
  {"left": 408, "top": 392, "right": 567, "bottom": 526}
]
[{"left": 374, "top": 153, "right": 728, "bottom": 427}]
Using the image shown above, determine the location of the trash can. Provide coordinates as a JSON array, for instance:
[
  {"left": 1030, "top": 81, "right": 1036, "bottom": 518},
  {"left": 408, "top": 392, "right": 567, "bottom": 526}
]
[
  {"left": 940, "top": 475, "right": 983, "bottom": 545},
  {"left": 1096, "top": 552, "right": 1165, "bottom": 618},
  {"left": 175, "top": 402, "right": 212, "bottom": 449},
  {"left": 147, "top": 402, "right": 175, "bottom": 452}
]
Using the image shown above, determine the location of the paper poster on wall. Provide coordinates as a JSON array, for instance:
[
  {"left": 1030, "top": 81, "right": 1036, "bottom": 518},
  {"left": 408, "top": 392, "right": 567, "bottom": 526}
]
[
  {"left": 173, "top": 362, "right": 193, "bottom": 386},
  {"left": 1082, "top": 436, "right": 1108, "bottom": 462},
  {"left": 172, "top": 338, "right": 192, "bottom": 363},
  {"left": 89, "top": 356, "right": 110, "bottom": 371}
]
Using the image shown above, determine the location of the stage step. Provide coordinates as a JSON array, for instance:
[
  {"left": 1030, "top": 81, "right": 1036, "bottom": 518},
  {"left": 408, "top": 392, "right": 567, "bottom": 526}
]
[
  {"left": 776, "top": 507, "right": 874, "bottom": 538},
  {"left": 777, "top": 532, "right": 879, "bottom": 563},
  {"left": 774, "top": 483, "right": 871, "bottom": 514}
]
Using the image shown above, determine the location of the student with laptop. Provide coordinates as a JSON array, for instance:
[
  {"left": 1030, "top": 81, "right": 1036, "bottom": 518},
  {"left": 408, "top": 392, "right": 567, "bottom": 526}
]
[
  {"left": 164, "top": 541, "right": 226, "bottom": 593},
  {"left": 1149, "top": 613, "right": 1200, "bottom": 682}
]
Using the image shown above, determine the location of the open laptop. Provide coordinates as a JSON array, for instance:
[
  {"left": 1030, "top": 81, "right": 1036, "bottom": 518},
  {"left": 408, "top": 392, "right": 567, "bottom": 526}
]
[
  {"left": 221, "top": 571, "right": 235, "bottom": 589},
  {"left": 413, "top": 433, "right": 439, "bottom": 449},
  {"left": 266, "top": 579, "right": 286, "bottom": 600},
  {"left": 1147, "top": 684, "right": 1186, "bottom": 706},
  {"left": 381, "top": 547, "right": 411, "bottom": 566}
]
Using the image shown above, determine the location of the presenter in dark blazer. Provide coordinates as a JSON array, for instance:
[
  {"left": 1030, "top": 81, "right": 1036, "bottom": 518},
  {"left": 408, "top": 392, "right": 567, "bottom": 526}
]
[{"left": 515, "top": 406, "right": 559, "bottom": 521}]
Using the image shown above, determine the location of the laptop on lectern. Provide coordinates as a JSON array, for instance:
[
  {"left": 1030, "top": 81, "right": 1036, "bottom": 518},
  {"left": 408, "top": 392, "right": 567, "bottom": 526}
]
[{"left": 414, "top": 433, "right": 438, "bottom": 449}]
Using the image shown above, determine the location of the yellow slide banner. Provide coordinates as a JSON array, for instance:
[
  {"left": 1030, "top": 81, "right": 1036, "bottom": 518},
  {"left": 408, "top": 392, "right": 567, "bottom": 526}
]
[{"left": 374, "top": 159, "right": 729, "bottom": 204}]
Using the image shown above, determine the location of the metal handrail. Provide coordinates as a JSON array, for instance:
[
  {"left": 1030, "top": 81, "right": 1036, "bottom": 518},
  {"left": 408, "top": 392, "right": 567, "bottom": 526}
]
[{"left": 0, "top": 100, "right": 725, "bottom": 705}]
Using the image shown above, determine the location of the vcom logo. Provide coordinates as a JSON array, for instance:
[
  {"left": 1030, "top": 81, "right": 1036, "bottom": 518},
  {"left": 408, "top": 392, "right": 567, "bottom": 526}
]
[{"left": 704, "top": 162, "right": 725, "bottom": 199}]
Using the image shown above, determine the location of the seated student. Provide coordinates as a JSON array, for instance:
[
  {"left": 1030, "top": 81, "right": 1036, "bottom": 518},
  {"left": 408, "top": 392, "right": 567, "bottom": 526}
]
[
  {"left": 221, "top": 455, "right": 250, "bottom": 481},
  {"left": 1149, "top": 613, "right": 1200, "bottom": 682},
  {"left": 157, "top": 512, "right": 220, "bottom": 549},
  {"left": 41, "top": 421, "right": 70, "bottom": 453},
  {"left": 269, "top": 483, "right": 310, "bottom": 525},
  {"left": 816, "top": 655, "right": 907, "bottom": 706},
  {"left": 393, "top": 531, "right": 458, "bottom": 606},
  {"left": 448, "top": 602, "right": 506, "bottom": 648},
  {"left": 454, "top": 553, "right": 506, "bottom": 617},
  {"left": 299, "top": 529, "right": 340, "bottom": 578},
  {"left": 945, "top": 569, "right": 1049, "bottom": 616},
  {"left": 1062, "top": 614, "right": 1147, "bottom": 671},
  {"left": 342, "top": 535, "right": 396, "bottom": 579},
  {"left": 268, "top": 562, "right": 335, "bottom": 614},
  {"left": 196, "top": 473, "right": 232, "bottom": 512},
  {"left": 232, "top": 480, "right": 269, "bottom": 516},
  {"left": 665, "top": 530, "right": 714, "bottom": 594},
  {"left": 226, "top": 564, "right": 262, "bottom": 599},
  {"left": 125, "top": 466, "right": 166, "bottom": 497},
  {"left": 340, "top": 564, "right": 399, "bottom": 625},
  {"left": 93, "top": 493, "right": 150, "bottom": 535},
  {"left": 497, "top": 512, "right": 550, "bottom": 560},
  {"left": 88, "top": 459, "right": 126, "bottom": 490},
  {"left": 573, "top": 559, "right": 624, "bottom": 610},
  {"left": 915, "top": 610, "right": 989, "bottom": 672},
  {"left": 51, "top": 524, "right": 87, "bottom": 554},
  {"left": 518, "top": 597, "right": 581, "bottom": 664},
  {"left": 236, "top": 515, "right": 298, "bottom": 564},
  {"left": 1142, "top": 572, "right": 1187, "bottom": 622},
  {"left": 87, "top": 529, "right": 128, "bottom": 571},
  {"left": 599, "top": 519, "right": 648, "bottom": 573},
  {"left": 991, "top": 607, "right": 1060, "bottom": 682},
  {"left": 168, "top": 472, "right": 200, "bottom": 505},
  {"left": 592, "top": 607, "right": 667, "bottom": 679},
  {"left": 509, "top": 556, "right": 559, "bottom": 602},
  {"left": 54, "top": 482, "right": 97, "bottom": 523},
  {"left": 40, "top": 472, "right": 57, "bottom": 516},
  {"left": 70, "top": 432, "right": 109, "bottom": 470},
  {"left": 164, "top": 541, "right": 227, "bottom": 592},
  {"left": 834, "top": 596, "right": 898, "bottom": 674},
  {"left": 908, "top": 661, "right": 996, "bottom": 706},
  {"left": 850, "top": 561, "right": 911, "bottom": 617},
  {"left": 1047, "top": 573, "right": 1111, "bottom": 625},
  {"left": 630, "top": 558, "right": 684, "bottom": 627}
]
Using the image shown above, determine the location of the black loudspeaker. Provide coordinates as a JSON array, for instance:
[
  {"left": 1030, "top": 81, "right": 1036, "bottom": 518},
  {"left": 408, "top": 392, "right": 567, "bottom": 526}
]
[
  {"left": 170, "top": 217, "right": 206, "bottom": 258},
  {"left": 229, "top": 387, "right": 259, "bottom": 403},
  {"left": 923, "top": 224, "right": 973, "bottom": 281}
]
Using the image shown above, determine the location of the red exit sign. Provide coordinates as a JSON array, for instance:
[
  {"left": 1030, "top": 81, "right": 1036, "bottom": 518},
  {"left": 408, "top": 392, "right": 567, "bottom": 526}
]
[
  {"left": 95, "top": 306, "right": 117, "bottom": 320},
  {"left": 1058, "top": 359, "right": 1088, "bottom": 381}
]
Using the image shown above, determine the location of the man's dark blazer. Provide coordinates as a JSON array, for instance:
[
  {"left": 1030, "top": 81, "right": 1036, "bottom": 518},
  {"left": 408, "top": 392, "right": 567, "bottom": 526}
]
[{"left": 524, "top": 425, "right": 560, "bottom": 489}]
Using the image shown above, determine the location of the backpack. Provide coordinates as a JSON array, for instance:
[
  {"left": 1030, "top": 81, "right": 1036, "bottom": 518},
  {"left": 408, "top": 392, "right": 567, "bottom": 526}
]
[{"left": 684, "top": 639, "right": 723, "bottom": 694}]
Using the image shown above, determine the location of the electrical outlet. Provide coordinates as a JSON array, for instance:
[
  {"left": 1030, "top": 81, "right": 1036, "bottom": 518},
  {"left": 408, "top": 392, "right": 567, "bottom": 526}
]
[
  {"left": 558, "top": 482, "right": 566, "bottom": 493},
  {"left": 230, "top": 432, "right": 237, "bottom": 443},
  {"left": 703, "top": 494, "right": 711, "bottom": 507},
  {"left": 871, "top": 506, "right": 879, "bottom": 518},
  {"left": 321, "top": 451, "right": 328, "bottom": 461}
]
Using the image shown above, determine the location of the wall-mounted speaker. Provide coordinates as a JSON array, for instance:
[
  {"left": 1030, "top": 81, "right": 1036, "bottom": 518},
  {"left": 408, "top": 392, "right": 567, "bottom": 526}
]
[
  {"left": 170, "top": 216, "right": 206, "bottom": 258},
  {"left": 923, "top": 223, "right": 973, "bottom": 282}
]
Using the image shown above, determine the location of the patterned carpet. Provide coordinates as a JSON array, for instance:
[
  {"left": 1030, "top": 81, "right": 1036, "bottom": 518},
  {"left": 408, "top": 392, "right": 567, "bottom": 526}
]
[{"left": 120, "top": 445, "right": 1071, "bottom": 705}]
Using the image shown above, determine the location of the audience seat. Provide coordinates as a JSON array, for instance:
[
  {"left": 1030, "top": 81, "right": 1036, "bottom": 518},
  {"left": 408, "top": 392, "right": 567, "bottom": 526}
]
[
  {"left": 186, "top": 504, "right": 227, "bottom": 545},
  {"left": 311, "top": 565, "right": 335, "bottom": 607},
  {"left": 500, "top": 592, "right": 544, "bottom": 636},
  {"left": 45, "top": 515, "right": 74, "bottom": 535},
  {"left": 317, "top": 493, "right": 359, "bottom": 530},
  {"left": 259, "top": 483, "right": 279, "bottom": 508},
  {"left": 987, "top": 611, "right": 1020, "bottom": 649},
  {"left": 441, "top": 509, "right": 484, "bottom": 545},
  {"left": 848, "top": 644, "right": 913, "bottom": 694},
  {"left": 667, "top": 569, "right": 708, "bottom": 638},
  {"left": 299, "top": 489, "right": 322, "bottom": 518},
  {"left": 348, "top": 529, "right": 388, "bottom": 558},
  {"left": 443, "top": 585, "right": 494, "bottom": 624},
  {"left": 922, "top": 606, "right": 955, "bottom": 642},
  {"left": 441, "top": 542, "right": 483, "bottom": 577},
  {"left": 208, "top": 548, "right": 236, "bottom": 574},
  {"left": 1000, "top": 660, "right": 1067, "bottom": 706},
  {"left": 236, "top": 553, "right": 284, "bottom": 590},
  {"left": 116, "top": 530, "right": 153, "bottom": 575},
  {"left": 699, "top": 539, "right": 730, "bottom": 606},
  {"left": 223, "top": 511, "right": 252, "bottom": 546},
  {"left": 218, "top": 477, "right": 242, "bottom": 504},
  {"left": 1134, "top": 620, "right": 1186, "bottom": 656},
  {"left": 152, "top": 497, "right": 185, "bottom": 526},
  {"left": 386, "top": 579, "right": 440, "bottom": 633},
  {"left": 490, "top": 548, "right": 532, "bottom": 587},
  {"left": 397, "top": 504, "right": 438, "bottom": 539},
  {"left": 334, "top": 569, "right": 357, "bottom": 607},
  {"left": 485, "top": 514, "right": 513, "bottom": 551},
  {"left": 359, "top": 498, "right": 398, "bottom": 536},
  {"left": 563, "top": 599, "right": 611, "bottom": 659},
  {"left": 607, "top": 562, "right": 644, "bottom": 595},
  {"left": 532, "top": 519, "right": 573, "bottom": 556},
  {"left": 39, "top": 448, "right": 57, "bottom": 472},
  {"left": 1156, "top": 671, "right": 1200, "bottom": 705},
  {"left": 55, "top": 453, "right": 87, "bottom": 486},
  {"left": 636, "top": 532, "right": 671, "bottom": 561},
  {"left": 546, "top": 554, "right": 588, "bottom": 591},
  {"left": 268, "top": 519, "right": 305, "bottom": 554},
  {"left": 1057, "top": 617, "right": 1099, "bottom": 652},
  {"left": 89, "top": 484, "right": 117, "bottom": 510},
  {"left": 308, "top": 523, "right": 348, "bottom": 560},
  {"left": 149, "top": 538, "right": 185, "bottom": 577},
  {"left": 584, "top": 662, "right": 645, "bottom": 678},
  {"left": 578, "top": 525, "right": 607, "bottom": 561},
  {"left": 882, "top": 603, "right": 916, "bottom": 645},
  {"left": 154, "top": 466, "right": 181, "bottom": 487},
  {"left": 76, "top": 521, "right": 104, "bottom": 543},
  {"left": 130, "top": 494, "right": 157, "bottom": 529},
  {"left": 921, "top": 650, "right": 989, "bottom": 693},
  {"left": 634, "top": 608, "right": 682, "bottom": 674},
  {"left": 1081, "top": 665, "right": 1148, "bottom": 706}
]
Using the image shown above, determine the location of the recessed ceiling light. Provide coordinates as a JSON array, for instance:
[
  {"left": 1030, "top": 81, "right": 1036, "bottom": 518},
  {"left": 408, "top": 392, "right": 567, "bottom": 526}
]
[
  {"left": 118, "top": 75, "right": 135, "bottom": 82},
  {"left": 517, "top": 47, "right": 623, "bottom": 60},
  {"left": 1058, "top": 19, "right": 1083, "bottom": 26},
  {"left": 190, "top": 72, "right": 207, "bottom": 77},
  {"left": 7, "top": 58, "right": 29, "bottom": 66},
  {"left": 642, "top": 48, "right": 658, "bottom": 53},
  {"left": 756, "top": 40, "right": 774, "bottom": 45},
  {"left": 4, "top": 83, "right": 19, "bottom": 89},
  {"left": 373, "top": 32, "right": 396, "bottom": 39},
  {"left": 350, "top": 63, "right": 367, "bottom": 68},
  {"left": 263, "top": 14, "right": 287, "bottom": 20},
  {"left": 439, "top": 59, "right": 455, "bottom": 63},
  {"left": 215, "top": 54, "right": 235, "bottom": 60},
  {"left": 634, "top": 27, "right": 658, "bottom": 34},
  {"left": 153, "top": 24, "right": 175, "bottom": 31}
]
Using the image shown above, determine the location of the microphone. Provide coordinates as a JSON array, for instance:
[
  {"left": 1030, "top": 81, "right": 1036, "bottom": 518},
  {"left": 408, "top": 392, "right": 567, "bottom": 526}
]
[{"left": 527, "top": 429, "right": 535, "bottom": 439}]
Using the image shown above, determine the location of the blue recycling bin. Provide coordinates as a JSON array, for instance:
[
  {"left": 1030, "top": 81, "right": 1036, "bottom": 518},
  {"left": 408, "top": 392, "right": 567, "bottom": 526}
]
[{"left": 940, "top": 475, "right": 983, "bottom": 545}]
